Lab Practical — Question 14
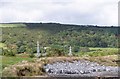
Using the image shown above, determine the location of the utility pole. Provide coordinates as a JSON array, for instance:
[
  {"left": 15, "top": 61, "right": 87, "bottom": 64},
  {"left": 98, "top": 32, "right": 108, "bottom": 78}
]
[
  {"left": 68, "top": 46, "right": 72, "bottom": 56},
  {"left": 36, "top": 41, "right": 41, "bottom": 58}
]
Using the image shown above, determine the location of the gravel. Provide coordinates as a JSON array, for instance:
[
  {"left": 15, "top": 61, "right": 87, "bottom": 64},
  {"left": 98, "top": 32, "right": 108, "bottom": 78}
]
[{"left": 44, "top": 60, "right": 119, "bottom": 77}]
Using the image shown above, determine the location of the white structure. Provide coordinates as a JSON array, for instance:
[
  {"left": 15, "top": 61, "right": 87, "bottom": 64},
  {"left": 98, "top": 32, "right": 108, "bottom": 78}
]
[
  {"left": 42, "top": 47, "right": 47, "bottom": 56},
  {"left": 68, "top": 46, "right": 72, "bottom": 56},
  {"left": 36, "top": 41, "right": 41, "bottom": 57}
]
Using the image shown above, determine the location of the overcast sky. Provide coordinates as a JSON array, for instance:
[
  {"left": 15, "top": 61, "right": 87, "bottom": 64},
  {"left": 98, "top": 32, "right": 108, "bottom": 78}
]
[{"left": 0, "top": 0, "right": 119, "bottom": 26}]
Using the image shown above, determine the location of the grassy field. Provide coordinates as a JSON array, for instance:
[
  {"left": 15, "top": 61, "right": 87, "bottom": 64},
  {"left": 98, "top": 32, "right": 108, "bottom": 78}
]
[
  {"left": 1, "top": 55, "right": 119, "bottom": 77},
  {"left": 1, "top": 55, "right": 34, "bottom": 69},
  {"left": 0, "top": 24, "right": 26, "bottom": 27},
  {"left": 77, "top": 48, "right": 118, "bottom": 57},
  {"left": 0, "top": 54, "right": 34, "bottom": 75},
  {"left": 1, "top": 48, "right": 119, "bottom": 69},
  {"left": 1, "top": 47, "right": 119, "bottom": 76}
]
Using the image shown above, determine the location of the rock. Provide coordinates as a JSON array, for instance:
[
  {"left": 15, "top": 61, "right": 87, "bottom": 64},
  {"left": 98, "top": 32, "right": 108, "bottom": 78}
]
[
  {"left": 80, "top": 70, "right": 84, "bottom": 74},
  {"left": 48, "top": 69, "right": 54, "bottom": 73},
  {"left": 44, "top": 60, "right": 119, "bottom": 76}
]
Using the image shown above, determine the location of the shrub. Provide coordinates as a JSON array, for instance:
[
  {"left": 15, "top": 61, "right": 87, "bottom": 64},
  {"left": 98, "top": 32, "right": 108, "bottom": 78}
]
[
  {"left": 73, "top": 46, "right": 80, "bottom": 53},
  {"left": 3, "top": 49, "right": 16, "bottom": 56},
  {"left": 47, "top": 45, "right": 65, "bottom": 56}
]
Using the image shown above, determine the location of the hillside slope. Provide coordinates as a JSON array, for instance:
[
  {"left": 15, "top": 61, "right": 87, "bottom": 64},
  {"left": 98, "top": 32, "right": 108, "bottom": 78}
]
[{"left": 1, "top": 23, "right": 119, "bottom": 55}]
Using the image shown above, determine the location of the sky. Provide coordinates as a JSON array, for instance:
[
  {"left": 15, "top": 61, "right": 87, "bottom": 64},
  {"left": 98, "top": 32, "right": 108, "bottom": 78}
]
[{"left": 0, "top": 0, "right": 119, "bottom": 26}]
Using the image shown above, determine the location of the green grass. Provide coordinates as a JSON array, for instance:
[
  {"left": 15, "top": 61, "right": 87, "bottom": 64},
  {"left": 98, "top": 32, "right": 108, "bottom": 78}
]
[
  {"left": 0, "top": 24, "right": 26, "bottom": 27},
  {"left": 0, "top": 48, "right": 119, "bottom": 76},
  {"left": 1, "top": 55, "right": 34, "bottom": 69},
  {"left": 77, "top": 48, "right": 118, "bottom": 57},
  {"left": 1, "top": 47, "right": 119, "bottom": 70},
  {"left": 0, "top": 43, "right": 6, "bottom": 48},
  {"left": 0, "top": 56, "right": 2, "bottom": 76}
]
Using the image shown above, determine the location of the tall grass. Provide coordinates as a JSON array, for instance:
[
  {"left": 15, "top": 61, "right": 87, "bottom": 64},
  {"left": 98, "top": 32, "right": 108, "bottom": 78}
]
[{"left": 77, "top": 48, "right": 118, "bottom": 57}]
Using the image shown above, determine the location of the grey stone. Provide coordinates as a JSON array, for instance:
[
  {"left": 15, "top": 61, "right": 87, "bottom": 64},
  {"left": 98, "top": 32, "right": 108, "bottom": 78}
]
[{"left": 44, "top": 60, "right": 119, "bottom": 76}]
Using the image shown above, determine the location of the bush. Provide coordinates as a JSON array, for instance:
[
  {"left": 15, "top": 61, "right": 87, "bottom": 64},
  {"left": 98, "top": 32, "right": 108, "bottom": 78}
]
[
  {"left": 12, "top": 48, "right": 17, "bottom": 55},
  {"left": 47, "top": 45, "right": 65, "bottom": 56},
  {"left": 73, "top": 46, "right": 80, "bottom": 53},
  {"left": 3, "top": 49, "right": 16, "bottom": 56}
]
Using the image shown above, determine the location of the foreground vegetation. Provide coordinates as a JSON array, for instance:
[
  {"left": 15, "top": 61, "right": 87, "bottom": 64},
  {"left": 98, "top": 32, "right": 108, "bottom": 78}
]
[
  {"left": 1, "top": 47, "right": 118, "bottom": 69},
  {"left": 2, "top": 55, "right": 119, "bottom": 77},
  {"left": 2, "top": 54, "right": 34, "bottom": 69}
]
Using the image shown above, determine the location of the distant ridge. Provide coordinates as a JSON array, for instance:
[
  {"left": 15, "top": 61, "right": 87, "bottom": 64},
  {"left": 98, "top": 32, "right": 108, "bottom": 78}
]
[{"left": 0, "top": 22, "right": 118, "bottom": 27}]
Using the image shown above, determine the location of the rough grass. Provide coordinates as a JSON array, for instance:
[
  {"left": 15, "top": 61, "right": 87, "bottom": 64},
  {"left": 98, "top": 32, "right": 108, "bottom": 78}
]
[
  {"left": 1, "top": 55, "right": 34, "bottom": 69},
  {"left": 0, "top": 43, "right": 6, "bottom": 48},
  {"left": 1, "top": 48, "right": 119, "bottom": 69},
  {"left": 2, "top": 58, "right": 46, "bottom": 77},
  {"left": 0, "top": 43, "right": 4, "bottom": 47},
  {"left": 0, "top": 24, "right": 26, "bottom": 27},
  {"left": 1, "top": 55, "right": 119, "bottom": 76},
  {"left": 1, "top": 48, "right": 119, "bottom": 68},
  {"left": 39, "top": 55, "right": 119, "bottom": 67},
  {"left": 88, "top": 55, "right": 119, "bottom": 67},
  {"left": 77, "top": 48, "right": 118, "bottom": 57},
  {"left": 0, "top": 56, "right": 2, "bottom": 76},
  {"left": 2, "top": 55, "right": 119, "bottom": 77},
  {"left": 1, "top": 47, "right": 119, "bottom": 77}
]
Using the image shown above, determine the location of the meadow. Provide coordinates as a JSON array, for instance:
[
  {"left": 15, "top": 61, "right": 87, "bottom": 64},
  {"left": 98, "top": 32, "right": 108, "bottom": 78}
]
[
  {"left": 0, "top": 24, "right": 26, "bottom": 27},
  {"left": 1, "top": 47, "right": 119, "bottom": 77},
  {"left": 77, "top": 48, "right": 119, "bottom": 57},
  {"left": 1, "top": 47, "right": 119, "bottom": 69}
]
